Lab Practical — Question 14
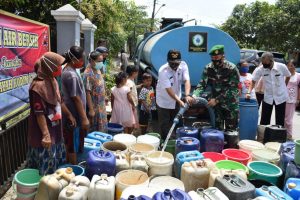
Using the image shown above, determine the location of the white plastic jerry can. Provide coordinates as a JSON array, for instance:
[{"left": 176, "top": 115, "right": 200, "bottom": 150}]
[
  {"left": 88, "top": 174, "right": 115, "bottom": 200},
  {"left": 58, "top": 176, "right": 90, "bottom": 200},
  {"left": 130, "top": 153, "right": 149, "bottom": 173},
  {"left": 35, "top": 168, "right": 75, "bottom": 200},
  {"left": 115, "top": 151, "right": 130, "bottom": 173},
  {"left": 188, "top": 187, "right": 229, "bottom": 200},
  {"left": 181, "top": 159, "right": 215, "bottom": 192},
  {"left": 208, "top": 168, "right": 247, "bottom": 187}
]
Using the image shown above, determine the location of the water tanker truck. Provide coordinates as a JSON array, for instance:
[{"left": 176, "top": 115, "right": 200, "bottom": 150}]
[{"left": 135, "top": 19, "right": 240, "bottom": 87}]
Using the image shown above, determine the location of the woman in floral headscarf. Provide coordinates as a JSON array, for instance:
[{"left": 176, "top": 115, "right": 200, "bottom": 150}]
[{"left": 27, "top": 52, "right": 76, "bottom": 175}]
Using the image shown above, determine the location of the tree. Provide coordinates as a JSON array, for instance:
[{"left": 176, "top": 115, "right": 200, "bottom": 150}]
[
  {"left": 220, "top": 0, "right": 300, "bottom": 53},
  {"left": 79, "top": 0, "right": 149, "bottom": 56}
]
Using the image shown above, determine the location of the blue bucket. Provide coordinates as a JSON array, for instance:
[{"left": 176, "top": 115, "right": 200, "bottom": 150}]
[
  {"left": 107, "top": 123, "right": 124, "bottom": 135},
  {"left": 239, "top": 98, "right": 258, "bottom": 140},
  {"left": 59, "top": 164, "right": 85, "bottom": 176}
]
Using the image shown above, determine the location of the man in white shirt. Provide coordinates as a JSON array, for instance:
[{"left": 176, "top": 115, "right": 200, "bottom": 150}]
[
  {"left": 247, "top": 52, "right": 291, "bottom": 126},
  {"left": 156, "top": 49, "right": 193, "bottom": 140}
]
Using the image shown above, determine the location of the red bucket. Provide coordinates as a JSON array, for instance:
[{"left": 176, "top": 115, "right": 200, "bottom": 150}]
[
  {"left": 202, "top": 152, "right": 227, "bottom": 162},
  {"left": 222, "top": 148, "right": 251, "bottom": 165}
]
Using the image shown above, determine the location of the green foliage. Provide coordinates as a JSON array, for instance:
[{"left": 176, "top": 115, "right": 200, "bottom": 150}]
[
  {"left": 104, "top": 72, "right": 115, "bottom": 97},
  {"left": 79, "top": 0, "right": 150, "bottom": 56},
  {"left": 220, "top": 0, "right": 300, "bottom": 53}
]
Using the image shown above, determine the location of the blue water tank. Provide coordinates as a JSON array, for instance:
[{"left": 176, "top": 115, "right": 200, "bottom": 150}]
[
  {"left": 140, "top": 25, "right": 240, "bottom": 86},
  {"left": 239, "top": 98, "right": 258, "bottom": 140}
]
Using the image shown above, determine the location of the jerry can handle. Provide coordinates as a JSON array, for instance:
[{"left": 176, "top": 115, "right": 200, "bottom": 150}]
[
  {"left": 95, "top": 174, "right": 109, "bottom": 186},
  {"left": 95, "top": 133, "right": 105, "bottom": 138},
  {"left": 78, "top": 161, "right": 86, "bottom": 169}
]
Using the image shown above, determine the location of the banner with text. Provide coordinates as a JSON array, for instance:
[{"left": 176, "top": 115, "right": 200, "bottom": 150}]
[{"left": 0, "top": 10, "right": 50, "bottom": 121}]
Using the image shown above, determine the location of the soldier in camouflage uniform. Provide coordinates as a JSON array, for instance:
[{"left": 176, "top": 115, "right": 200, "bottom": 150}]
[{"left": 193, "top": 45, "right": 240, "bottom": 130}]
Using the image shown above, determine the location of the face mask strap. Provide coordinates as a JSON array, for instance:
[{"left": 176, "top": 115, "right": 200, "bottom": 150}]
[
  {"left": 68, "top": 50, "right": 79, "bottom": 62},
  {"left": 42, "top": 56, "right": 54, "bottom": 72}
]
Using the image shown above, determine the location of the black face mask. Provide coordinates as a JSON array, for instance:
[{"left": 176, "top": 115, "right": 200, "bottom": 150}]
[
  {"left": 169, "top": 62, "right": 180, "bottom": 71},
  {"left": 263, "top": 63, "right": 271, "bottom": 68},
  {"left": 212, "top": 59, "right": 222, "bottom": 66}
]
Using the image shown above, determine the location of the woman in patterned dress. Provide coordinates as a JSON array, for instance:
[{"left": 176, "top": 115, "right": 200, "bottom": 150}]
[{"left": 83, "top": 51, "right": 107, "bottom": 132}]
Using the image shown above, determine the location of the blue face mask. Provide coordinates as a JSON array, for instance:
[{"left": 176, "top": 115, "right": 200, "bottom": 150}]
[
  {"left": 95, "top": 62, "right": 104, "bottom": 70},
  {"left": 240, "top": 66, "right": 249, "bottom": 73}
]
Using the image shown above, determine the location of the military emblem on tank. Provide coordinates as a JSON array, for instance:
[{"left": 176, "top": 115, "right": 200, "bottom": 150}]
[{"left": 192, "top": 34, "right": 204, "bottom": 47}]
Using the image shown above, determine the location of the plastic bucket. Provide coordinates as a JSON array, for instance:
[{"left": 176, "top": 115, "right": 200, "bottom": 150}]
[
  {"left": 13, "top": 169, "right": 42, "bottom": 200},
  {"left": 146, "top": 133, "right": 161, "bottom": 141},
  {"left": 265, "top": 142, "right": 281, "bottom": 153},
  {"left": 215, "top": 160, "right": 248, "bottom": 172},
  {"left": 137, "top": 135, "right": 160, "bottom": 150},
  {"left": 115, "top": 170, "right": 149, "bottom": 200},
  {"left": 247, "top": 161, "right": 283, "bottom": 186},
  {"left": 222, "top": 148, "right": 251, "bottom": 165},
  {"left": 238, "top": 140, "right": 265, "bottom": 155},
  {"left": 146, "top": 151, "right": 174, "bottom": 176},
  {"left": 202, "top": 152, "right": 227, "bottom": 162},
  {"left": 107, "top": 123, "right": 124, "bottom": 135},
  {"left": 294, "top": 140, "right": 300, "bottom": 165},
  {"left": 149, "top": 176, "right": 185, "bottom": 191},
  {"left": 239, "top": 99, "right": 258, "bottom": 140},
  {"left": 164, "top": 139, "right": 176, "bottom": 156},
  {"left": 58, "top": 164, "right": 85, "bottom": 176},
  {"left": 129, "top": 143, "right": 155, "bottom": 156},
  {"left": 114, "top": 133, "right": 136, "bottom": 147},
  {"left": 252, "top": 149, "right": 280, "bottom": 165},
  {"left": 102, "top": 141, "right": 128, "bottom": 154}
]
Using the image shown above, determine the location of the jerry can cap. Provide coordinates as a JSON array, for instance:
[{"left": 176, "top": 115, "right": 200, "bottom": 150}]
[
  {"left": 65, "top": 167, "right": 73, "bottom": 174},
  {"left": 66, "top": 189, "right": 74, "bottom": 196},
  {"left": 288, "top": 182, "right": 297, "bottom": 189}
]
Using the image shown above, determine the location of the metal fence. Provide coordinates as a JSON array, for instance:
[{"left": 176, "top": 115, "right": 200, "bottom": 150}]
[{"left": 0, "top": 107, "right": 29, "bottom": 197}]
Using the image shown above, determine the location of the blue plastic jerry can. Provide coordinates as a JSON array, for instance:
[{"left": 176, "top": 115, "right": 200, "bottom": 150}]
[
  {"left": 175, "top": 150, "right": 203, "bottom": 178},
  {"left": 175, "top": 137, "right": 200, "bottom": 155},
  {"left": 285, "top": 178, "right": 300, "bottom": 200},
  {"left": 256, "top": 185, "right": 293, "bottom": 200},
  {"left": 152, "top": 189, "right": 192, "bottom": 200},
  {"left": 87, "top": 131, "right": 113, "bottom": 143},
  {"left": 200, "top": 129, "right": 224, "bottom": 152},
  {"left": 78, "top": 138, "right": 102, "bottom": 162}
]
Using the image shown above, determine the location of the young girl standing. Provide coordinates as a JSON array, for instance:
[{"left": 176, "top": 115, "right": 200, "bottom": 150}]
[
  {"left": 139, "top": 73, "right": 156, "bottom": 134},
  {"left": 285, "top": 59, "right": 300, "bottom": 139},
  {"left": 110, "top": 72, "right": 136, "bottom": 133}
]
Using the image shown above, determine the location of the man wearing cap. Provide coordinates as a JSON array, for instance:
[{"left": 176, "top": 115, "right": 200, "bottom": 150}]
[
  {"left": 156, "top": 49, "right": 193, "bottom": 140},
  {"left": 193, "top": 45, "right": 240, "bottom": 130},
  {"left": 95, "top": 46, "right": 109, "bottom": 75}
]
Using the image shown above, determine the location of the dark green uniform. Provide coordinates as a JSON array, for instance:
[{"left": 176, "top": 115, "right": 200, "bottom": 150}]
[{"left": 193, "top": 60, "right": 240, "bottom": 130}]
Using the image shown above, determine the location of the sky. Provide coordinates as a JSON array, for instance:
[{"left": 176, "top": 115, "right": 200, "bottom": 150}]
[{"left": 134, "top": 0, "right": 277, "bottom": 26}]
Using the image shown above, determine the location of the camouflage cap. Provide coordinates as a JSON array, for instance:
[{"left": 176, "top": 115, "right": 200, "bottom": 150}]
[{"left": 209, "top": 45, "right": 224, "bottom": 56}]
